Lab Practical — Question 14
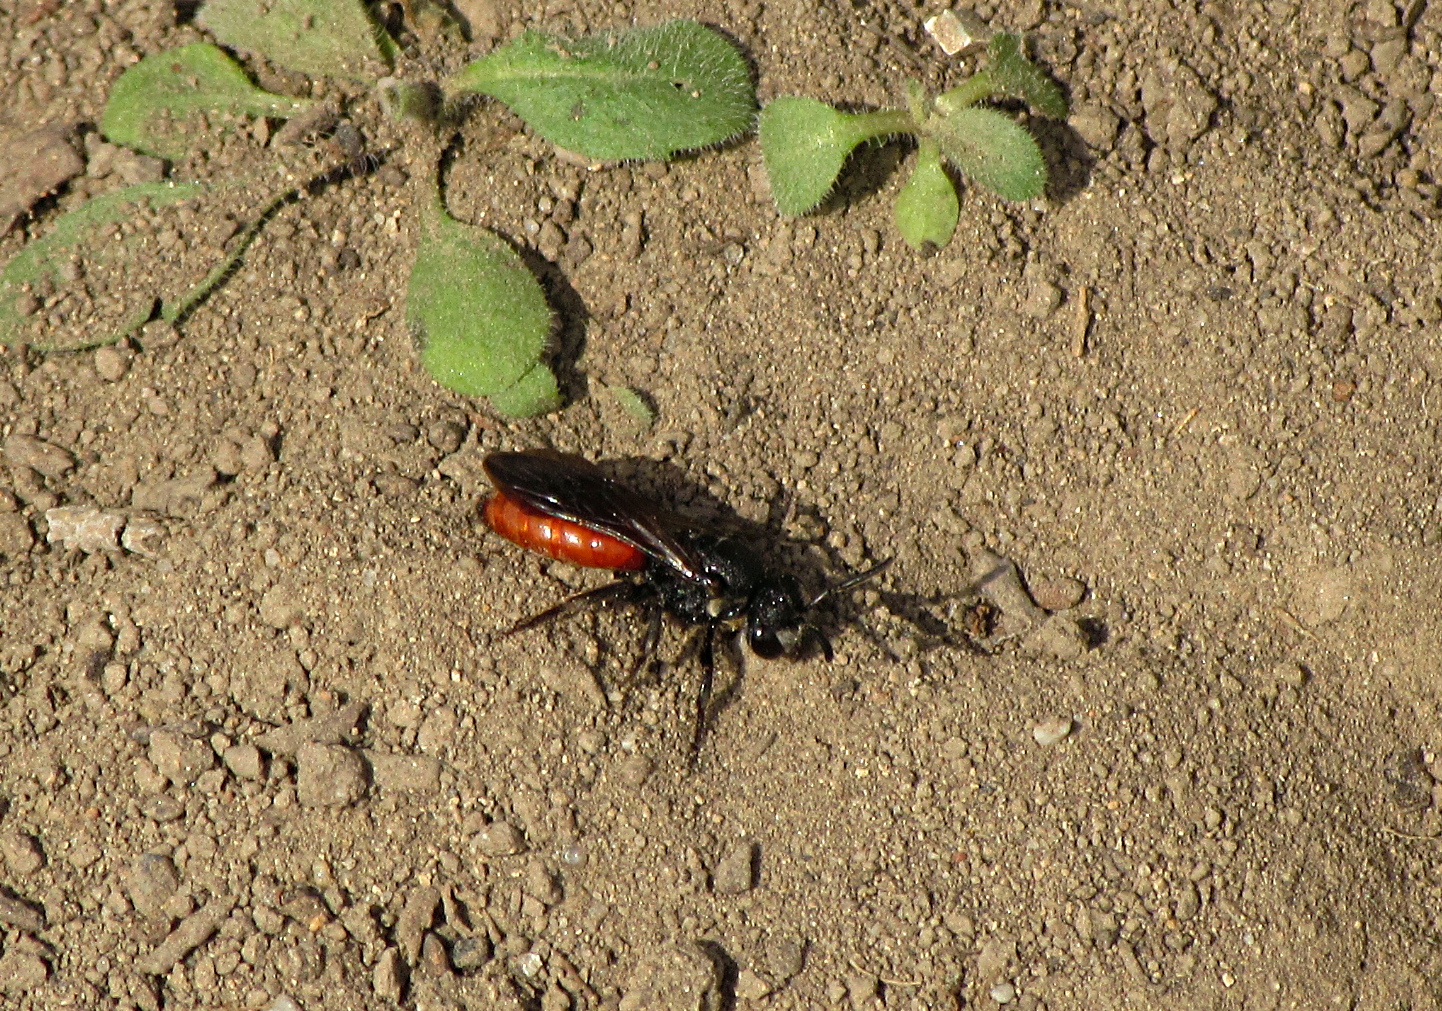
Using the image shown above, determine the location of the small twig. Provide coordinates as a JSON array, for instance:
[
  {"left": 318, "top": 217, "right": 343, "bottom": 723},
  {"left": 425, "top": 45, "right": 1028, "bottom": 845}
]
[
  {"left": 1274, "top": 608, "right": 1316, "bottom": 639},
  {"left": 1170, "top": 407, "right": 1200, "bottom": 438},
  {"left": 1071, "top": 284, "right": 1090, "bottom": 357},
  {"left": 1380, "top": 824, "right": 1442, "bottom": 841}
]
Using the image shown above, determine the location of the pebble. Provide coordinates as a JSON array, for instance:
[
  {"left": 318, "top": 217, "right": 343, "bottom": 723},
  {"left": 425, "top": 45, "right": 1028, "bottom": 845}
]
[
  {"left": 417, "top": 707, "right": 458, "bottom": 752},
  {"left": 976, "top": 937, "right": 1016, "bottom": 980},
  {"left": 1032, "top": 717, "right": 1074, "bottom": 747},
  {"left": 1030, "top": 576, "right": 1086, "bottom": 612},
  {"left": 712, "top": 841, "right": 756, "bottom": 895},
  {"left": 45, "top": 506, "right": 125, "bottom": 553},
  {"left": 149, "top": 729, "right": 217, "bottom": 787},
  {"left": 373, "top": 947, "right": 406, "bottom": 1002},
  {"left": 1024, "top": 615, "right": 1090, "bottom": 661},
  {"left": 0, "top": 833, "right": 44, "bottom": 875},
  {"left": 1275, "top": 661, "right": 1308, "bottom": 688},
  {"left": 420, "top": 932, "right": 451, "bottom": 975},
  {"left": 523, "top": 860, "right": 562, "bottom": 905},
  {"left": 619, "top": 943, "right": 720, "bottom": 1011},
  {"left": 972, "top": 549, "right": 1046, "bottom": 626},
  {"left": 765, "top": 935, "right": 805, "bottom": 982},
  {"left": 1023, "top": 279, "right": 1062, "bottom": 319},
  {"left": 223, "top": 743, "right": 265, "bottom": 780},
  {"left": 121, "top": 516, "right": 166, "bottom": 556},
  {"left": 137, "top": 896, "right": 234, "bottom": 975},
  {"left": 844, "top": 974, "right": 879, "bottom": 1005},
  {"left": 618, "top": 753, "right": 655, "bottom": 787},
  {"left": 258, "top": 586, "right": 304, "bottom": 629},
  {"left": 125, "top": 853, "right": 180, "bottom": 918},
  {"left": 451, "top": 935, "right": 492, "bottom": 970},
  {"left": 366, "top": 751, "right": 442, "bottom": 792},
  {"left": 396, "top": 887, "right": 439, "bottom": 961},
  {"left": 476, "top": 820, "right": 527, "bottom": 856},
  {"left": 253, "top": 702, "right": 367, "bottom": 756},
  {"left": 1175, "top": 882, "right": 1200, "bottom": 921},
  {"left": 141, "top": 794, "right": 186, "bottom": 821},
  {"left": 991, "top": 982, "right": 1017, "bottom": 1004},
  {"left": 94, "top": 345, "right": 130, "bottom": 381},
  {"left": 426, "top": 420, "right": 466, "bottom": 453},
  {"left": 3, "top": 434, "right": 74, "bottom": 479},
  {"left": 735, "top": 969, "right": 773, "bottom": 1000},
  {"left": 0, "top": 512, "right": 33, "bottom": 558},
  {"left": 0, "top": 950, "right": 49, "bottom": 995},
  {"left": 295, "top": 743, "right": 368, "bottom": 807}
]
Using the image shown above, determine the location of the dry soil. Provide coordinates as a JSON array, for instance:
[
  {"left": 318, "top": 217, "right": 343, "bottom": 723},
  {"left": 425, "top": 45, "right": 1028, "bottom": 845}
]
[{"left": 2, "top": 1, "right": 1442, "bottom": 1010}]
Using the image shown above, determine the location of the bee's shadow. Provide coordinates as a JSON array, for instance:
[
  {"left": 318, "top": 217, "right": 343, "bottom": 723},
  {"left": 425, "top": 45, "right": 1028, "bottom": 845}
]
[{"left": 596, "top": 456, "right": 958, "bottom": 661}]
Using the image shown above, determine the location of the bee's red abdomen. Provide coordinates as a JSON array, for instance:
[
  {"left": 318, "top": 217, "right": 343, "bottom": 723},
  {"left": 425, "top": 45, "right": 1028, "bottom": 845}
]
[{"left": 485, "top": 492, "right": 647, "bottom": 571}]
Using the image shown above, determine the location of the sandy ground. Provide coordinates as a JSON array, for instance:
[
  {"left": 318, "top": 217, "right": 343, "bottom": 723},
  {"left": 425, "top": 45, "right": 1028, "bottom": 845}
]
[{"left": 3, "top": 1, "right": 1442, "bottom": 1009}]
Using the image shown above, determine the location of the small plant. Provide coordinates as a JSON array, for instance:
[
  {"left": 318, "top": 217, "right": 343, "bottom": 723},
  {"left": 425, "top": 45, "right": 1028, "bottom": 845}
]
[
  {"left": 758, "top": 33, "right": 1066, "bottom": 250},
  {"left": 0, "top": 0, "right": 754, "bottom": 417}
]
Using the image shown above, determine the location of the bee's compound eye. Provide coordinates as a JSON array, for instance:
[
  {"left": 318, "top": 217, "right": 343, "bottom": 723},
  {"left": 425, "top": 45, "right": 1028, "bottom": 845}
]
[
  {"left": 749, "top": 630, "right": 785, "bottom": 659},
  {"left": 748, "top": 625, "right": 799, "bottom": 659}
]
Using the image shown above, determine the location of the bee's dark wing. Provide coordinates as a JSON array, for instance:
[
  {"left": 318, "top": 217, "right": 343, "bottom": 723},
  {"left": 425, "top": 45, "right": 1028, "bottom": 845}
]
[{"left": 483, "top": 451, "right": 703, "bottom": 579}]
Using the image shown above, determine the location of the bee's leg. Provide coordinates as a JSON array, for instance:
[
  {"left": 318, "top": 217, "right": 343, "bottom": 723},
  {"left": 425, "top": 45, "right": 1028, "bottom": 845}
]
[
  {"left": 805, "top": 625, "right": 835, "bottom": 662},
  {"left": 631, "top": 600, "right": 666, "bottom": 679},
  {"left": 690, "top": 623, "right": 719, "bottom": 765},
  {"left": 506, "top": 579, "right": 642, "bottom": 635}
]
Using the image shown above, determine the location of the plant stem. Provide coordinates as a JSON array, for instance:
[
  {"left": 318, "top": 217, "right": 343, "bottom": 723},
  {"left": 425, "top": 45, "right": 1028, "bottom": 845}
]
[
  {"left": 935, "top": 71, "right": 995, "bottom": 114},
  {"left": 845, "top": 108, "right": 916, "bottom": 144}
]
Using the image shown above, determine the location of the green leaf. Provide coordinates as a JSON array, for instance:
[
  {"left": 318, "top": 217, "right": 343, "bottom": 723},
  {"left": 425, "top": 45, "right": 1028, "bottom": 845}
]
[
  {"left": 893, "top": 139, "right": 958, "bottom": 250},
  {"left": 488, "top": 364, "right": 562, "bottom": 417},
  {"left": 759, "top": 97, "right": 912, "bottom": 215},
  {"left": 448, "top": 20, "right": 754, "bottom": 161},
  {"left": 409, "top": 204, "right": 558, "bottom": 414},
  {"left": 601, "top": 383, "right": 655, "bottom": 425},
  {"left": 101, "top": 44, "right": 311, "bottom": 159},
  {"left": 987, "top": 33, "right": 1067, "bottom": 119},
  {"left": 197, "top": 0, "right": 396, "bottom": 81},
  {"left": 929, "top": 106, "right": 1047, "bottom": 201},
  {"left": 0, "top": 183, "right": 202, "bottom": 351}
]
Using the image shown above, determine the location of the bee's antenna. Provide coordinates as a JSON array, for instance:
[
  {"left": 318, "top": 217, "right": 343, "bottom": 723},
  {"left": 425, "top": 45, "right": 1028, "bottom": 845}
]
[{"left": 806, "top": 558, "right": 893, "bottom": 611}]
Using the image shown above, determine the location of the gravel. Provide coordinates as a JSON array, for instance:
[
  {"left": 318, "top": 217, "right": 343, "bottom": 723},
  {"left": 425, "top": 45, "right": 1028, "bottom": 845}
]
[
  {"left": 3, "top": 434, "right": 74, "bottom": 478},
  {"left": 712, "top": 841, "right": 756, "bottom": 895},
  {"left": 475, "top": 820, "right": 527, "bottom": 857},
  {"left": 149, "top": 729, "right": 217, "bottom": 787},
  {"left": 137, "top": 896, "right": 235, "bottom": 975},
  {"left": 124, "top": 852, "right": 180, "bottom": 918},
  {"left": 0, "top": 832, "right": 44, "bottom": 875},
  {"left": 1032, "top": 717, "right": 1074, "bottom": 747},
  {"left": 295, "top": 743, "right": 368, "bottom": 808}
]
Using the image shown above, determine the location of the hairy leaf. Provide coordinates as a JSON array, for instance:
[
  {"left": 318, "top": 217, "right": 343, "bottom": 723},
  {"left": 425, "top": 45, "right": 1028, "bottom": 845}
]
[
  {"left": 101, "top": 44, "right": 311, "bottom": 159},
  {"left": 408, "top": 205, "right": 558, "bottom": 416},
  {"left": 893, "top": 139, "right": 958, "bottom": 250},
  {"left": 0, "top": 183, "right": 201, "bottom": 351},
  {"left": 601, "top": 383, "right": 655, "bottom": 424},
  {"left": 449, "top": 21, "right": 753, "bottom": 161},
  {"left": 198, "top": 0, "right": 396, "bottom": 81},
  {"left": 759, "top": 98, "right": 911, "bottom": 215},
  {"left": 987, "top": 33, "right": 1067, "bottom": 119},
  {"left": 488, "top": 364, "right": 562, "bottom": 417},
  {"left": 930, "top": 106, "right": 1047, "bottom": 201}
]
